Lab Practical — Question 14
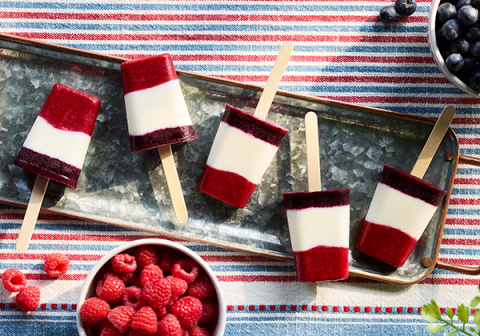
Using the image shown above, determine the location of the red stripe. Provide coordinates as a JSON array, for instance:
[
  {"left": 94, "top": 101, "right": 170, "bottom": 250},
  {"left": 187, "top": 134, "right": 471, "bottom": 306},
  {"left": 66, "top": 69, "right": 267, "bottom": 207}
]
[
  {"left": 449, "top": 198, "right": 480, "bottom": 205},
  {"left": 446, "top": 218, "right": 480, "bottom": 225},
  {"left": 0, "top": 252, "right": 102, "bottom": 261},
  {"left": 420, "top": 278, "right": 480, "bottom": 285},
  {"left": 452, "top": 118, "right": 480, "bottom": 125},
  {"left": 438, "top": 258, "right": 480, "bottom": 266},
  {"left": 0, "top": 12, "right": 428, "bottom": 23},
  {"left": 442, "top": 238, "right": 480, "bottom": 246},
  {"left": 0, "top": 232, "right": 162, "bottom": 242},
  {"left": 459, "top": 138, "right": 480, "bottom": 145},
  {"left": 452, "top": 179, "right": 480, "bottom": 185},
  {"left": 26, "top": 273, "right": 87, "bottom": 281},
  {"left": 8, "top": 32, "right": 428, "bottom": 44},
  {"left": 318, "top": 96, "right": 480, "bottom": 105}
]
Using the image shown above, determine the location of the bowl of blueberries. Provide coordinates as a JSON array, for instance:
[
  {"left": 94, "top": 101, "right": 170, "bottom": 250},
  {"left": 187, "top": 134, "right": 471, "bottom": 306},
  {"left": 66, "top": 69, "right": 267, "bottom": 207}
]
[{"left": 429, "top": 0, "right": 480, "bottom": 95}]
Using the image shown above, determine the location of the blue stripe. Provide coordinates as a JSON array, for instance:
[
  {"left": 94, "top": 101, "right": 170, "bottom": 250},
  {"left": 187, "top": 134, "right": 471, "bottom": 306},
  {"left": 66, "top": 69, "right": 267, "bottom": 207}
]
[
  {"left": 0, "top": 22, "right": 430, "bottom": 33},
  {"left": 0, "top": 2, "right": 431, "bottom": 13},
  {"left": 448, "top": 208, "right": 480, "bottom": 216},
  {"left": 457, "top": 167, "right": 480, "bottom": 175},
  {"left": 443, "top": 227, "right": 480, "bottom": 235},
  {"left": 451, "top": 188, "right": 480, "bottom": 196},
  {"left": 210, "top": 265, "right": 296, "bottom": 272},
  {"left": 61, "top": 43, "right": 431, "bottom": 54},
  {"left": 280, "top": 85, "right": 458, "bottom": 94},
  {"left": 0, "top": 263, "right": 94, "bottom": 271},
  {"left": 0, "top": 222, "right": 138, "bottom": 233},
  {"left": 439, "top": 247, "right": 480, "bottom": 255}
]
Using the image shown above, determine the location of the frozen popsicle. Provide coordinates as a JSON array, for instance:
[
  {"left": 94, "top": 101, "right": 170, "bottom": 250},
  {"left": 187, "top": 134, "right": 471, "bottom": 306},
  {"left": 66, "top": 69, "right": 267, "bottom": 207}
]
[
  {"left": 14, "top": 84, "right": 101, "bottom": 189},
  {"left": 120, "top": 54, "right": 196, "bottom": 153},
  {"left": 283, "top": 112, "right": 350, "bottom": 282},
  {"left": 199, "top": 42, "right": 294, "bottom": 208},
  {"left": 14, "top": 84, "right": 101, "bottom": 252},
  {"left": 356, "top": 106, "right": 455, "bottom": 268},
  {"left": 121, "top": 54, "right": 195, "bottom": 223}
]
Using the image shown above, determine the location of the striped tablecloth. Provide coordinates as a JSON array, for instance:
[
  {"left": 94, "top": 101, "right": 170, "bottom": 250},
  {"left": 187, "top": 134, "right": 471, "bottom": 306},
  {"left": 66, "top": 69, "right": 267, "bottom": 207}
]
[{"left": 1, "top": 1, "right": 480, "bottom": 335}]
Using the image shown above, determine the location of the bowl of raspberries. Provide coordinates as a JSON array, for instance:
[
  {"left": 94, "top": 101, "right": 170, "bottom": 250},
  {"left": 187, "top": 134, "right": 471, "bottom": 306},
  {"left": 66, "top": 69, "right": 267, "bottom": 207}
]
[
  {"left": 76, "top": 239, "right": 226, "bottom": 336},
  {"left": 429, "top": 0, "right": 480, "bottom": 95}
]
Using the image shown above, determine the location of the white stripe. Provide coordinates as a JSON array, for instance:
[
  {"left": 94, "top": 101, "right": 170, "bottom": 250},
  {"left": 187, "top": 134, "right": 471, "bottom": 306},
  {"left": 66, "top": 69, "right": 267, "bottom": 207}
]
[
  {"left": 22, "top": 116, "right": 91, "bottom": 169},
  {"left": 286, "top": 205, "right": 349, "bottom": 251},
  {"left": 206, "top": 121, "right": 281, "bottom": 184},
  {"left": 124, "top": 79, "right": 193, "bottom": 136}
]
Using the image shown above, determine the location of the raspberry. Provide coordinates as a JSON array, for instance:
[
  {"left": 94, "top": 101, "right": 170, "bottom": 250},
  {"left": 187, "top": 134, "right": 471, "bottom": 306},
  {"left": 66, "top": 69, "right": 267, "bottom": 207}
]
[
  {"left": 130, "top": 306, "right": 158, "bottom": 335},
  {"left": 199, "top": 298, "right": 218, "bottom": 324},
  {"left": 112, "top": 253, "right": 137, "bottom": 274},
  {"left": 157, "top": 314, "right": 184, "bottom": 336},
  {"left": 142, "top": 278, "right": 171, "bottom": 310},
  {"left": 118, "top": 272, "right": 136, "bottom": 286},
  {"left": 187, "top": 272, "right": 215, "bottom": 299},
  {"left": 159, "top": 250, "right": 182, "bottom": 273},
  {"left": 100, "top": 320, "right": 125, "bottom": 336},
  {"left": 80, "top": 297, "right": 111, "bottom": 325},
  {"left": 171, "top": 296, "right": 203, "bottom": 329},
  {"left": 107, "top": 305, "right": 136, "bottom": 333},
  {"left": 2, "top": 268, "right": 26, "bottom": 292},
  {"left": 128, "top": 329, "right": 145, "bottom": 336},
  {"left": 165, "top": 276, "right": 188, "bottom": 301},
  {"left": 189, "top": 326, "right": 210, "bottom": 336},
  {"left": 154, "top": 306, "right": 169, "bottom": 320},
  {"left": 96, "top": 273, "right": 126, "bottom": 303},
  {"left": 122, "top": 286, "right": 148, "bottom": 310},
  {"left": 135, "top": 246, "right": 159, "bottom": 270},
  {"left": 15, "top": 286, "right": 40, "bottom": 311},
  {"left": 139, "top": 264, "right": 163, "bottom": 287},
  {"left": 171, "top": 259, "right": 200, "bottom": 285},
  {"left": 44, "top": 253, "right": 70, "bottom": 277}
]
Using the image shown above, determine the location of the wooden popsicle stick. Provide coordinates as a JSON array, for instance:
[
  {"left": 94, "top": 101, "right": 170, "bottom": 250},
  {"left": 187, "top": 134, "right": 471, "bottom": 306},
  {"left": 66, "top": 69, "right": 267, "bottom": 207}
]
[
  {"left": 410, "top": 105, "right": 456, "bottom": 179},
  {"left": 16, "top": 175, "right": 49, "bottom": 252},
  {"left": 158, "top": 145, "right": 188, "bottom": 223},
  {"left": 305, "top": 112, "right": 322, "bottom": 192},
  {"left": 254, "top": 41, "right": 294, "bottom": 120}
]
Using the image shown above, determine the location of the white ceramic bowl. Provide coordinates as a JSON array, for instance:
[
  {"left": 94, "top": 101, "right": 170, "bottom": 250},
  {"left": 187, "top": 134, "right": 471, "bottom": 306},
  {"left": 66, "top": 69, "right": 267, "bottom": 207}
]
[
  {"left": 428, "top": 0, "right": 480, "bottom": 96},
  {"left": 76, "top": 238, "right": 226, "bottom": 336}
]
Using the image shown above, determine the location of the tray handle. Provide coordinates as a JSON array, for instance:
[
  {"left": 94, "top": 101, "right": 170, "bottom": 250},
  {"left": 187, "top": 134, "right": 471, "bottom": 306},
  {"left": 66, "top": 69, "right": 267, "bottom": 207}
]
[{"left": 422, "top": 153, "right": 480, "bottom": 276}]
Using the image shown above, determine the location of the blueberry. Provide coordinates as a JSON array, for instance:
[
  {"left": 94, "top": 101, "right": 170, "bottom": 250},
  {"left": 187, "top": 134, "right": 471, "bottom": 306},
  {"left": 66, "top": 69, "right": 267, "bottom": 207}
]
[
  {"left": 471, "top": 40, "right": 480, "bottom": 57},
  {"left": 395, "top": 0, "right": 417, "bottom": 16},
  {"left": 460, "top": 55, "right": 478, "bottom": 72},
  {"left": 438, "top": 3, "right": 457, "bottom": 22},
  {"left": 466, "top": 26, "right": 480, "bottom": 40},
  {"left": 458, "top": 5, "right": 479, "bottom": 26},
  {"left": 380, "top": 5, "right": 397, "bottom": 24},
  {"left": 446, "top": 53, "right": 465, "bottom": 70},
  {"left": 442, "top": 19, "right": 463, "bottom": 40},
  {"left": 469, "top": 69, "right": 480, "bottom": 89},
  {"left": 450, "top": 37, "right": 471, "bottom": 53},
  {"left": 456, "top": 0, "right": 472, "bottom": 9}
]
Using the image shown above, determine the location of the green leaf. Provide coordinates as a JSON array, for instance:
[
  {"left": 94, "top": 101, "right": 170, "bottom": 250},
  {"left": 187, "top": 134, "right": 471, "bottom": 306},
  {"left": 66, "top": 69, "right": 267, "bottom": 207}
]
[
  {"left": 422, "top": 301, "right": 442, "bottom": 323},
  {"left": 471, "top": 297, "right": 480, "bottom": 309},
  {"left": 427, "top": 324, "right": 446, "bottom": 333},
  {"left": 474, "top": 310, "right": 480, "bottom": 329},
  {"left": 447, "top": 307, "right": 454, "bottom": 320},
  {"left": 443, "top": 332, "right": 456, "bottom": 336},
  {"left": 458, "top": 304, "right": 470, "bottom": 325}
]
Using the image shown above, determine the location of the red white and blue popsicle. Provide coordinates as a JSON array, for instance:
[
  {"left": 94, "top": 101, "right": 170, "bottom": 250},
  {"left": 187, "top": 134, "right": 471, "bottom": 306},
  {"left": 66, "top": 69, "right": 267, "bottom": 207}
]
[
  {"left": 199, "top": 42, "right": 293, "bottom": 208},
  {"left": 356, "top": 106, "right": 455, "bottom": 268},
  {"left": 121, "top": 54, "right": 195, "bottom": 223},
  {"left": 283, "top": 112, "right": 350, "bottom": 282},
  {"left": 14, "top": 84, "right": 101, "bottom": 252}
]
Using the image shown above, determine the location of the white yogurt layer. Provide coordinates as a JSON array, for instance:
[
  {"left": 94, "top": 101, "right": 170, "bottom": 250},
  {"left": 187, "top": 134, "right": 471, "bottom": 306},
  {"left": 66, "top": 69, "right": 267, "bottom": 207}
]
[
  {"left": 286, "top": 205, "right": 350, "bottom": 252},
  {"left": 124, "top": 79, "right": 192, "bottom": 136},
  {"left": 365, "top": 182, "right": 439, "bottom": 239},
  {"left": 206, "top": 121, "right": 280, "bottom": 184},
  {"left": 23, "top": 116, "right": 91, "bottom": 169}
]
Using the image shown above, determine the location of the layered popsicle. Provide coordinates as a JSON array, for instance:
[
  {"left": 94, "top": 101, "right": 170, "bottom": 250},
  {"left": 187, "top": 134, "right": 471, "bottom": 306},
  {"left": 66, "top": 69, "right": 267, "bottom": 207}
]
[
  {"left": 199, "top": 104, "right": 288, "bottom": 208},
  {"left": 283, "top": 189, "right": 350, "bottom": 282},
  {"left": 356, "top": 165, "right": 447, "bottom": 267},
  {"left": 120, "top": 54, "right": 196, "bottom": 153},
  {"left": 14, "top": 84, "right": 101, "bottom": 189}
]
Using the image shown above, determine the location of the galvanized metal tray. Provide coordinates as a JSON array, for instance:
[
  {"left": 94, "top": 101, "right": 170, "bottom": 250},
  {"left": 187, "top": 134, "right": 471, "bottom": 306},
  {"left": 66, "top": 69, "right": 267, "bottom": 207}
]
[{"left": 0, "top": 33, "right": 477, "bottom": 284}]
